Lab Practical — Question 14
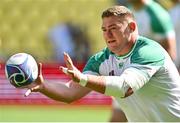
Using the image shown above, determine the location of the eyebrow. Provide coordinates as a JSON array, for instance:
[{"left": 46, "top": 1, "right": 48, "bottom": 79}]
[{"left": 101, "top": 24, "right": 116, "bottom": 30}]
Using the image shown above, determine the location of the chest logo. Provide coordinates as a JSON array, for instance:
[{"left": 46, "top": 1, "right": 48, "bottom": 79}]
[
  {"left": 109, "top": 70, "right": 114, "bottom": 76},
  {"left": 119, "top": 62, "right": 124, "bottom": 68}
]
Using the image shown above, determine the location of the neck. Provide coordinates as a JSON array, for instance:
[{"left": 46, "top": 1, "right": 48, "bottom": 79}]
[
  {"left": 116, "top": 33, "right": 138, "bottom": 56},
  {"left": 131, "top": 33, "right": 138, "bottom": 43},
  {"left": 116, "top": 41, "right": 135, "bottom": 56}
]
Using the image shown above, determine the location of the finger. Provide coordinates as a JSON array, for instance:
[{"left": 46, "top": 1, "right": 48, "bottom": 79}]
[
  {"left": 63, "top": 52, "right": 70, "bottom": 68},
  {"left": 67, "top": 69, "right": 74, "bottom": 75},
  {"left": 38, "top": 63, "right": 42, "bottom": 76},
  {"left": 64, "top": 52, "right": 73, "bottom": 68},
  {"left": 65, "top": 53, "right": 73, "bottom": 65},
  {"left": 31, "top": 85, "right": 41, "bottom": 92},
  {"left": 60, "top": 66, "right": 68, "bottom": 74},
  {"left": 24, "top": 89, "right": 31, "bottom": 97}
]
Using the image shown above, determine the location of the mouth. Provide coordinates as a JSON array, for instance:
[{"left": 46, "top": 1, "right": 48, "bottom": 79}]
[{"left": 108, "top": 40, "right": 116, "bottom": 44}]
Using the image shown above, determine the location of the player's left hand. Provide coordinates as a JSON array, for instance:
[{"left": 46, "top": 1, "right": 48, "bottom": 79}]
[
  {"left": 59, "top": 52, "right": 82, "bottom": 83},
  {"left": 23, "top": 63, "right": 45, "bottom": 97}
]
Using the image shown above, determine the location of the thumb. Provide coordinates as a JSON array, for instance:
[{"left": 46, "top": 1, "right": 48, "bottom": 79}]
[
  {"left": 60, "top": 66, "right": 68, "bottom": 74},
  {"left": 60, "top": 66, "right": 74, "bottom": 76},
  {"left": 30, "top": 85, "right": 41, "bottom": 92}
]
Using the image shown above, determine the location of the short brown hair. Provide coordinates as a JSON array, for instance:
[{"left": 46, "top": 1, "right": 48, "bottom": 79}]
[{"left": 102, "top": 6, "right": 135, "bottom": 19}]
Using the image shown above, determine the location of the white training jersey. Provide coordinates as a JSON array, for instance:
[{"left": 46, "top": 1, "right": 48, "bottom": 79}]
[{"left": 83, "top": 36, "right": 180, "bottom": 122}]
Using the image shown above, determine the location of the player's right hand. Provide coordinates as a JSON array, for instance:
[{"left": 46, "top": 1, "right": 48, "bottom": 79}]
[
  {"left": 24, "top": 63, "right": 45, "bottom": 97},
  {"left": 60, "top": 52, "right": 82, "bottom": 83}
]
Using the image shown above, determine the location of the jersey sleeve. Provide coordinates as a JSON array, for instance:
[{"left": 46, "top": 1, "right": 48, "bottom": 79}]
[
  {"left": 82, "top": 55, "right": 100, "bottom": 75},
  {"left": 125, "top": 37, "right": 165, "bottom": 91},
  {"left": 121, "top": 64, "right": 161, "bottom": 91},
  {"left": 83, "top": 48, "right": 111, "bottom": 75}
]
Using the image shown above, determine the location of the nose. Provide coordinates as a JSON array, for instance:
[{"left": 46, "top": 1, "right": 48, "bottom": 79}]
[{"left": 104, "top": 30, "right": 113, "bottom": 39}]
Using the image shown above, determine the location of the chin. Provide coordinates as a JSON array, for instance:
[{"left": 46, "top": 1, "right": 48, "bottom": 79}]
[
  {"left": 109, "top": 49, "right": 117, "bottom": 54},
  {"left": 110, "top": 48, "right": 122, "bottom": 56}
]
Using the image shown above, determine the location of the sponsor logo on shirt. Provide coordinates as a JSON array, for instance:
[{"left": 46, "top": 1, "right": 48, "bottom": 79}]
[{"left": 109, "top": 70, "right": 114, "bottom": 76}]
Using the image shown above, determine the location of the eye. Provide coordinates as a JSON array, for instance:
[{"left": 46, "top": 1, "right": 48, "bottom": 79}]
[
  {"left": 109, "top": 27, "right": 117, "bottom": 31},
  {"left": 101, "top": 27, "right": 106, "bottom": 32},
  {"left": 102, "top": 29, "right": 106, "bottom": 32}
]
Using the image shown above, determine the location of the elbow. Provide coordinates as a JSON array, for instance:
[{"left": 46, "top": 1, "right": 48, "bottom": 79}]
[
  {"left": 63, "top": 96, "right": 77, "bottom": 104},
  {"left": 64, "top": 98, "right": 76, "bottom": 104},
  {"left": 54, "top": 98, "right": 75, "bottom": 104},
  {"left": 123, "top": 88, "right": 133, "bottom": 98},
  {"left": 49, "top": 95, "right": 77, "bottom": 104},
  {"left": 105, "top": 87, "right": 134, "bottom": 98}
]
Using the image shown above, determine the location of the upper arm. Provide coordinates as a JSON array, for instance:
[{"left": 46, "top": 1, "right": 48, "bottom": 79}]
[
  {"left": 121, "top": 65, "right": 160, "bottom": 92},
  {"left": 128, "top": 39, "right": 164, "bottom": 91}
]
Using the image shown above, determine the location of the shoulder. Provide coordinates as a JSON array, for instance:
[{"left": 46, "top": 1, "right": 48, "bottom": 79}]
[
  {"left": 83, "top": 48, "right": 111, "bottom": 73},
  {"left": 91, "top": 47, "right": 111, "bottom": 62},
  {"left": 131, "top": 36, "right": 165, "bottom": 66}
]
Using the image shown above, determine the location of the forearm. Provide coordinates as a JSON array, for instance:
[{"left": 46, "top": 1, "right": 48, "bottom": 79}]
[
  {"left": 83, "top": 74, "right": 132, "bottom": 98},
  {"left": 39, "top": 80, "right": 91, "bottom": 103},
  {"left": 159, "top": 37, "right": 176, "bottom": 60},
  {"left": 81, "top": 67, "right": 153, "bottom": 98},
  {"left": 85, "top": 75, "right": 106, "bottom": 94},
  {"left": 167, "top": 38, "right": 177, "bottom": 61},
  {"left": 39, "top": 81, "right": 74, "bottom": 103}
]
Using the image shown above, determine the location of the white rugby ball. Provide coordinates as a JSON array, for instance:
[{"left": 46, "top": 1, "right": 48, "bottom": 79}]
[{"left": 5, "top": 53, "right": 38, "bottom": 88}]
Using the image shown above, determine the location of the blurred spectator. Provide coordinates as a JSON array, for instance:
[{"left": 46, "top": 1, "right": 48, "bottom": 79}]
[
  {"left": 114, "top": 0, "right": 129, "bottom": 6},
  {"left": 127, "top": 0, "right": 177, "bottom": 61},
  {"left": 155, "top": 0, "right": 176, "bottom": 10},
  {"left": 48, "top": 22, "right": 91, "bottom": 63},
  {"left": 110, "top": 0, "right": 177, "bottom": 122},
  {"left": 168, "top": 0, "right": 180, "bottom": 70}
]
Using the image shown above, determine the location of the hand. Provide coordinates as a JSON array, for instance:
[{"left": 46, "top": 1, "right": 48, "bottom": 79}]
[
  {"left": 60, "top": 52, "right": 82, "bottom": 83},
  {"left": 24, "top": 63, "right": 45, "bottom": 97}
]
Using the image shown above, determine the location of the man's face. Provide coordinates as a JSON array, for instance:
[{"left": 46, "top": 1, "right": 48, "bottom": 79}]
[{"left": 101, "top": 16, "right": 131, "bottom": 55}]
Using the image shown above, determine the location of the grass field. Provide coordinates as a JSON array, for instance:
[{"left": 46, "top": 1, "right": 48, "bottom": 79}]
[{"left": 0, "top": 105, "right": 111, "bottom": 122}]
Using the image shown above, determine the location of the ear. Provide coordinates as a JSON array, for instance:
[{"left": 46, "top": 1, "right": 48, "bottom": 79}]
[{"left": 128, "top": 21, "right": 136, "bottom": 32}]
